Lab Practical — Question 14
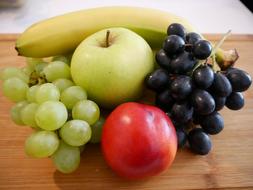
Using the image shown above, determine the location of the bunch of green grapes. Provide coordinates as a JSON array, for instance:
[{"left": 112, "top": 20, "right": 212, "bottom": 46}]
[{"left": 0, "top": 55, "right": 105, "bottom": 174}]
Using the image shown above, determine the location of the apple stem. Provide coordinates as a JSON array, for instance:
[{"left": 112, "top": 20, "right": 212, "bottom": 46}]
[{"left": 106, "top": 30, "right": 110, "bottom": 47}]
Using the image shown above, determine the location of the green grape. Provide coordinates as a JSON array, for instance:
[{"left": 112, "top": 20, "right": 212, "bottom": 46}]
[
  {"left": 36, "top": 83, "right": 60, "bottom": 104},
  {"left": 60, "top": 120, "right": 91, "bottom": 146},
  {"left": 25, "top": 130, "right": 59, "bottom": 158},
  {"left": 52, "top": 55, "right": 71, "bottom": 65},
  {"left": 35, "top": 101, "right": 68, "bottom": 131},
  {"left": 26, "top": 85, "right": 40, "bottom": 102},
  {"left": 21, "top": 103, "right": 39, "bottom": 128},
  {"left": 3, "top": 77, "right": 29, "bottom": 102},
  {"left": 72, "top": 100, "right": 100, "bottom": 125},
  {"left": 10, "top": 101, "right": 29, "bottom": 125},
  {"left": 0, "top": 67, "right": 29, "bottom": 83},
  {"left": 35, "top": 62, "right": 48, "bottom": 75},
  {"left": 22, "top": 66, "right": 33, "bottom": 76},
  {"left": 26, "top": 58, "right": 45, "bottom": 70},
  {"left": 52, "top": 141, "right": 80, "bottom": 174},
  {"left": 90, "top": 116, "right": 105, "bottom": 143},
  {"left": 52, "top": 78, "right": 74, "bottom": 92},
  {"left": 44, "top": 61, "right": 71, "bottom": 82},
  {"left": 60, "top": 86, "right": 87, "bottom": 109}
]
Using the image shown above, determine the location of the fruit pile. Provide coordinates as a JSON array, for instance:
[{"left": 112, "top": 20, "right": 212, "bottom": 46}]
[
  {"left": 146, "top": 23, "right": 252, "bottom": 155},
  {"left": 0, "top": 57, "right": 104, "bottom": 173},
  {"left": 0, "top": 6, "right": 252, "bottom": 179}
]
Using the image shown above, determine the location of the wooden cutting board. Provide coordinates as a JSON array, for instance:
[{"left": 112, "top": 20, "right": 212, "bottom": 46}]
[{"left": 0, "top": 34, "right": 253, "bottom": 190}]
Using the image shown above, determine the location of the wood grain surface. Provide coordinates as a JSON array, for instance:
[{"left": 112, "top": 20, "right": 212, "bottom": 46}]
[{"left": 0, "top": 34, "right": 253, "bottom": 190}]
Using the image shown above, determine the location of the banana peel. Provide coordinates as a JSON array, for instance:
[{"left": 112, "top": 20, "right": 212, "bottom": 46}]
[
  {"left": 15, "top": 6, "right": 197, "bottom": 58},
  {"left": 15, "top": 6, "right": 237, "bottom": 69}
]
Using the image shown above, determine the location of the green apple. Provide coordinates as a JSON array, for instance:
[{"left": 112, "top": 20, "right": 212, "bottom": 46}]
[{"left": 71, "top": 27, "right": 154, "bottom": 108}]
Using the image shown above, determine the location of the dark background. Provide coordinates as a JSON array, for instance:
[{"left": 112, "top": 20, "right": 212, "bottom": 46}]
[{"left": 241, "top": 0, "right": 253, "bottom": 12}]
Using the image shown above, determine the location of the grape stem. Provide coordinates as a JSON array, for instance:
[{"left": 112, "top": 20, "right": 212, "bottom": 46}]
[
  {"left": 211, "top": 30, "right": 232, "bottom": 56},
  {"left": 190, "top": 30, "right": 232, "bottom": 75},
  {"left": 190, "top": 60, "right": 205, "bottom": 76},
  {"left": 28, "top": 71, "right": 47, "bottom": 86}
]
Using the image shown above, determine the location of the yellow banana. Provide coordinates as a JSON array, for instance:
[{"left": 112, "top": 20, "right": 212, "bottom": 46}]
[{"left": 16, "top": 6, "right": 197, "bottom": 58}]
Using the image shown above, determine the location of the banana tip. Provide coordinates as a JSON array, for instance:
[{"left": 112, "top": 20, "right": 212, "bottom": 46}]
[{"left": 14, "top": 45, "right": 21, "bottom": 56}]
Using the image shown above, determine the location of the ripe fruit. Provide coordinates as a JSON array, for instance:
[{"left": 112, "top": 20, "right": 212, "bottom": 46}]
[
  {"left": 188, "top": 128, "right": 212, "bottom": 155},
  {"left": 25, "top": 131, "right": 59, "bottom": 158},
  {"left": 101, "top": 102, "right": 177, "bottom": 179},
  {"left": 35, "top": 101, "right": 68, "bottom": 131},
  {"left": 213, "top": 95, "right": 226, "bottom": 111},
  {"left": 192, "top": 40, "right": 212, "bottom": 60},
  {"left": 52, "top": 141, "right": 80, "bottom": 174},
  {"left": 163, "top": 35, "right": 185, "bottom": 55},
  {"left": 170, "top": 52, "right": 197, "bottom": 74},
  {"left": 146, "top": 69, "right": 170, "bottom": 92},
  {"left": 185, "top": 32, "right": 202, "bottom": 51},
  {"left": 15, "top": 7, "right": 197, "bottom": 57},
  {"left": 0, "top": 67, "right": 29, "bottom": 83},
  {"left": 52, "top": 78, "right": 74, "bottom": 92},
  {"left": 226, "top": 68, "right": 252, "bottom": 92},
  {"left": 71, "top": 28, "right": 154, "bottom": 108},
  {"left": 200, "top": 112, "right": 224, "bottom": 135},
  {"left": 155, "top": 49, "right": 171, "bottom": 70},
  {"left": 59, "top": 120, "right": 92, "bottom": 146},
  {"left": 0, "top": 54, "right": 104, "bottom": 174},
  {"left": 10, "top": 101, "right": 29, "bottom": 125},
  {"left": 171, "top": 102, "right": 193, "bottom": 124},
  {"left": 191, "top": 89, "right": 215, "bottom": 115},
  {"left": 72, "top": 100, "right": 100, "bottom": 125},
  {"left": 225, "top": 92, "right": 244, "bottom": 110},
  {"left": 146, "top": 22, "right": 251, "bottom": 156},
  {"left": 211, "top": 73, "right": 232, "bottom": 97},
  {"left": 35, "top": 83, "right": 60, "bottom": 104},
  {"left": 26, "top": 85, "right": 40, "bottom": 102},
  {"left": 176, "top": 128, "right": 187, "bottom": 148},
  {"left": 155, "top": 89, "right": 174, "bottom": 111},
  {"left": 60, "top": 86, "right": 87, "bottom": 109},
  {"left": 167, "top": 23, "right": 186, "bottom": 38},
  {"left": 193, "top": 65, "right": 214, "bottom": 89},
  {"left": 186, "top": 32, "right": 201, "bottom": 45},
  {"left": 43, "top": 61, "right": 71, "bottom": 82},
  {"left": 3, "top": 77, "right": 29, "bottom": 102},
  {"left": 52, "top": 55, "right": 71, "bottom": 64},
  {"left": 21, "top": 103, "right": 39, "bottom": 128},
  {"left": 170, "top": 76, "right": 193, "bottom": 100}
]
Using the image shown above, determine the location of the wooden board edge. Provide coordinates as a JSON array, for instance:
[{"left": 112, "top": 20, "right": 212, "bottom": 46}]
[
  {"left": 203, "top": 34, "right": 253, "bottom": 41},
  {"left": 0, "top": 34, "right": 20, "bottom": 41},
  {"left": 0, "top": 33, "right": 253, "bottom": 41}
]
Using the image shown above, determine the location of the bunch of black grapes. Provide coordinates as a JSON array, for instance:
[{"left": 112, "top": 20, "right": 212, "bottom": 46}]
[{"left": 146, "top": 23, "right": 252, "bottom": 155}]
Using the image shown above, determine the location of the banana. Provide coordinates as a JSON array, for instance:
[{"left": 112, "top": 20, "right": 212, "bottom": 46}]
[{"left": 15, "top": 6, "right": 197, "bottom": 58}]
